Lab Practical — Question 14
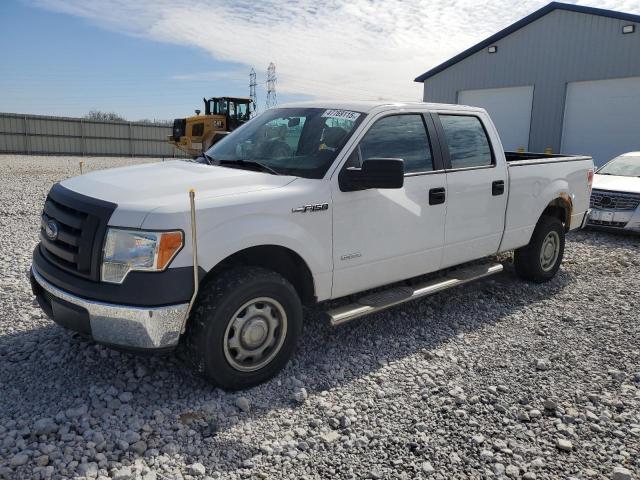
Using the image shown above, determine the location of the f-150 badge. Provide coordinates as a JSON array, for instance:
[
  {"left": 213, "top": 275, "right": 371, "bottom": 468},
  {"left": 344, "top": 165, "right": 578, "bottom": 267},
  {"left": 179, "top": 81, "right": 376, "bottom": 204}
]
[{"left": 292, "top": 203, "right": 329, "bottom": 213}]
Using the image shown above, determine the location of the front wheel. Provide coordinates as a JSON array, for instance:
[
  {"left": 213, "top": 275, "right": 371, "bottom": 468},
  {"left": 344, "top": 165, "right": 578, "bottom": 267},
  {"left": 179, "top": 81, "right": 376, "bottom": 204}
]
[
  {"left": 184, "top": 267, "right": 302, "bottom": 390},
  {"left": 514, "top": 215, "right": 565, "bottom": 283}
]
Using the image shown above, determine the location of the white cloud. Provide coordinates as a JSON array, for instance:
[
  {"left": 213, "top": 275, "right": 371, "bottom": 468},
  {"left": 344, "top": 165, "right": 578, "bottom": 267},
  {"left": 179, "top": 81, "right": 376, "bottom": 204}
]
[{"left": 34, "top": 0, "right": 640, "bottom": 101}]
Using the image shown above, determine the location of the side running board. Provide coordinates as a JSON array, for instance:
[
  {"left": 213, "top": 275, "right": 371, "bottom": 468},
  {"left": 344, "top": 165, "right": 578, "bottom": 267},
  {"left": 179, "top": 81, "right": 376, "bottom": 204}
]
[{"left": 326, "top": 262, "right": 503, "bottom": 326}]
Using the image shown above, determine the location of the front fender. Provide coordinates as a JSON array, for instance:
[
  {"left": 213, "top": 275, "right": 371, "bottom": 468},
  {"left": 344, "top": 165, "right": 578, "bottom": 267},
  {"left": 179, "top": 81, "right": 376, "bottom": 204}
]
[{"left": 197, "top": 213, "right": 333, "bottom": 300}]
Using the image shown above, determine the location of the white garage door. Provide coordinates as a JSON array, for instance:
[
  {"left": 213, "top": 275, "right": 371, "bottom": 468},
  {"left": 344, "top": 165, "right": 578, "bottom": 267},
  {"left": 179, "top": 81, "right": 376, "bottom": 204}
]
[
  {"left": 458, "top": 86, "right": 533, "bottom": 151},
  {"left": 562, "top": 77, "right": 640, "bottom": 167}
]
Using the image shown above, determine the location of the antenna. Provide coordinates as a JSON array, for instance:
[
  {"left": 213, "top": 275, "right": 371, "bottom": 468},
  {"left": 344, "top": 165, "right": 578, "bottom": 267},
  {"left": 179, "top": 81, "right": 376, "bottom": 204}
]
[
  {"left": 249, "top": 67, "right": 257, "bottom": 117},
  {"left": 265, "top": 62, "right": 277, "bottom": 110}
]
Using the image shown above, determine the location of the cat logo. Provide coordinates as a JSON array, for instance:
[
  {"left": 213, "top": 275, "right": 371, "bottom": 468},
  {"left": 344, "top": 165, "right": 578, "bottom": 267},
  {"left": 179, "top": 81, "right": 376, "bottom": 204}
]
[{"left": 291, "top": 203, "right": 329, "bottom": 213}]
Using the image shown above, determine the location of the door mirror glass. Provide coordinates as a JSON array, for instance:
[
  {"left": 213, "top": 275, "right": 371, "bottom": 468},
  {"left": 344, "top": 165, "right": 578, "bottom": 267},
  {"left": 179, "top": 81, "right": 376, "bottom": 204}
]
[{"left": 340, "top": 158, "right": 404, "bottom": 191}]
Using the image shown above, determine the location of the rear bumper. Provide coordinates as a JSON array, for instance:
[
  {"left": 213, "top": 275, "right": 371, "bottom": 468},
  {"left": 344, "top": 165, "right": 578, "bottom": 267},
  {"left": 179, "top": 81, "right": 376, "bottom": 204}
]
[{"left": 31, "top": 266, "right": 187, "bottom": 351}]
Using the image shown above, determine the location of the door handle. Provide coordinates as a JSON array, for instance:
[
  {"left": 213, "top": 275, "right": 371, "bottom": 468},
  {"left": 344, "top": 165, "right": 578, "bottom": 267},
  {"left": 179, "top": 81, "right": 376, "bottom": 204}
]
[
  {"left": 492, "top": 180, "right": 505, "bottom": 196},
  {"left": 429, "top": 187, "right": 446, "bottom": 205}
]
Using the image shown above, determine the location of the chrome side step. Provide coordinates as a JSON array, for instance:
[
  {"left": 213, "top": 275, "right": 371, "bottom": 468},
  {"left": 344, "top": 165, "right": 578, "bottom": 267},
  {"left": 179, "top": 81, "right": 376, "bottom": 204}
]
[{"left": 326, "top": 262, "right": 504, "bottom": 326}]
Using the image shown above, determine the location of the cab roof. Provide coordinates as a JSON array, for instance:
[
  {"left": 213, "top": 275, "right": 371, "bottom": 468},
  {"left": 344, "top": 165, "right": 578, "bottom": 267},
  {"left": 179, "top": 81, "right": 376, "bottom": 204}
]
[
  {"left": 209, "top": 96, "right": 253, "bottom": 102},
  {"left": 276, "top": 100, "right": 485, "bottom": 114}
]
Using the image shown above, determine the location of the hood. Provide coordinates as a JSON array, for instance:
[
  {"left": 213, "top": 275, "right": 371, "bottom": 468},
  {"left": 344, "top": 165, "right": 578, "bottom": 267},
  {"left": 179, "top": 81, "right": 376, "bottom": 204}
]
[
  {"left": 61, "top": 160, "right": 295, "bottom": 227},
  {"left": 593, "top": 174, "right": 640, "bottom": 195}
]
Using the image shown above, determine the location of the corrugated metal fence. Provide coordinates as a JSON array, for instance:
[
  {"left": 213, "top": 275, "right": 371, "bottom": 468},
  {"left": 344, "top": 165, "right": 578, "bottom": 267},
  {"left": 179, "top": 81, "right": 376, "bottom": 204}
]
[{"left": 0, "top": 112, "right": 188, "bottom": 157}]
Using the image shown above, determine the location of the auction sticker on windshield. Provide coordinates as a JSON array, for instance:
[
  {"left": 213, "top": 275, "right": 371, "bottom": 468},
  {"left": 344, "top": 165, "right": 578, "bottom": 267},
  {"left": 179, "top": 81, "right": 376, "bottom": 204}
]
[{"left": 322, "top": 109, "right": 361, "bottom": 121}]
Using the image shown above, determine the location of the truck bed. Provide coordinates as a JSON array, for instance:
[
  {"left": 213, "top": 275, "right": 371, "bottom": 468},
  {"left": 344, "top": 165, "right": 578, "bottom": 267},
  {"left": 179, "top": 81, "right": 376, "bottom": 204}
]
[{"left": 499, "top": 152, "right": 594, "bottom": 253}]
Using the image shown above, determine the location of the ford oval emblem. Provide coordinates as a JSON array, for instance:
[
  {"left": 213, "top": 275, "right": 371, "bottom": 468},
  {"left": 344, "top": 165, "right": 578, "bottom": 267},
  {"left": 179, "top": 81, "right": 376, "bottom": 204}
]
[
  {"left": 600, "top": 196, "right": 612, "bottom": 207},
  {"left": 45, "top": 219, "right": 59, "bottom": 241}
]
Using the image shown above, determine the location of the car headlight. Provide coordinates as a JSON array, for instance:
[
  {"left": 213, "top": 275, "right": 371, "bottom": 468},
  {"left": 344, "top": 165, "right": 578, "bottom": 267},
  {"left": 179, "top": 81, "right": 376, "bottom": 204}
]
[{"left": 101, "top": 228, "right": 183, "bottom": 284}]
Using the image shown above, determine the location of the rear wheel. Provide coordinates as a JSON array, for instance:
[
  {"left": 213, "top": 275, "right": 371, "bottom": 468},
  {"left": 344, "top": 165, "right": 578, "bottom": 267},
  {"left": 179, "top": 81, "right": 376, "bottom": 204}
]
[
  {"left": 184, "top": 266, "right": 302, "bottom": 390},
  {"left": 514, "top": 215, "right": 565, "bottom": 283}
]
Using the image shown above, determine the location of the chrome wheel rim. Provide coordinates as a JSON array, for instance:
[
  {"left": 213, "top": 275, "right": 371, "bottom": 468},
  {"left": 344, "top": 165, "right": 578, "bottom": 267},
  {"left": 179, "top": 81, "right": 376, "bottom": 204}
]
[
  {"left": 540, "top": 231, "right": 560, "bottom": 271},
  {"left": 223, "top": 297, "right": 287, "bottom": 372}
]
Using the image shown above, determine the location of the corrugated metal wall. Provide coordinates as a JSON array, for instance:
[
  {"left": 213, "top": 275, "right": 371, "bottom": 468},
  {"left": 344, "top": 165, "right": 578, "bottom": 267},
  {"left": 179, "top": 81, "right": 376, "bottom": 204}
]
[
  {"left": 421, "top": 9, "right": 640, "bottom": 154},
  {"left": 0, "top": 113, "right": 189, "bottom": 157}
]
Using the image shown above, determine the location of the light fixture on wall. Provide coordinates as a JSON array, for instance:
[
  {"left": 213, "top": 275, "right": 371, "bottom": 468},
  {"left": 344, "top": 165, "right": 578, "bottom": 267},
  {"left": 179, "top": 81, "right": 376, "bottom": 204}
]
[
  {"left": 622, "top": 24, "right": 635, "bottom": 34},
  {"left": 488, "top": 45, "right": 498, "bottom": 53}
]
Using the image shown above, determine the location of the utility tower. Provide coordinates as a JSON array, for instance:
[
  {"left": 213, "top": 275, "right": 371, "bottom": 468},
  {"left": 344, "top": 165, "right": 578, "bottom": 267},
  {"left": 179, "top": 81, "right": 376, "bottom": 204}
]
[
  {"left": 265, "top": 62, "right": 277, "bottom": 110},
  {"left": 249, "top": 68, "right": 257, "bottom": 117}
]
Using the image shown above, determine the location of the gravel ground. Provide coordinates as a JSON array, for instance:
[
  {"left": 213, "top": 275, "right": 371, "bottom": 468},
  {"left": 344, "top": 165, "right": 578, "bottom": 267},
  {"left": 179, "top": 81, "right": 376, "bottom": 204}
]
[{"left": 0, "top": 154, "right": 638, "bottom": 480}]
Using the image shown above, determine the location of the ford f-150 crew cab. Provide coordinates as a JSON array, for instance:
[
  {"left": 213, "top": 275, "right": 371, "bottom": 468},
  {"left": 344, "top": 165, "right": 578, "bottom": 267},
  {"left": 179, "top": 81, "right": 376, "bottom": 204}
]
[{"left": 31, "top": 101, "right": 594, "bottom": 389}]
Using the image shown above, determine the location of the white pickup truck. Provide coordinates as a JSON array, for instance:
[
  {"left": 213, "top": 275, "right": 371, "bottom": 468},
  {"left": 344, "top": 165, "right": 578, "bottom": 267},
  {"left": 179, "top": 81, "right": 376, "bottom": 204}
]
[{"left": 31, "top": 101, "right": 594, "bottom": 389}]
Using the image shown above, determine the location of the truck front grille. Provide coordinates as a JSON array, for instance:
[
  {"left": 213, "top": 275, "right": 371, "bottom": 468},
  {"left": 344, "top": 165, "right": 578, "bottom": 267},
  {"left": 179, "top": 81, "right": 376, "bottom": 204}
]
[
  {"left": 39, "top": 184, "right": 116, "bottom": 280},
  {"left": 590, "top": 190, "right": 640, "bottom": 211}
]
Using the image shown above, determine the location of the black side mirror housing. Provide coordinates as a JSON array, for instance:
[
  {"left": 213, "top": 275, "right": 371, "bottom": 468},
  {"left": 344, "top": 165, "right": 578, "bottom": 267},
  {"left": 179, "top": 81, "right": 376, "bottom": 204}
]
[{"left": 339, "top": 158, "right": 404, "bottom": 192}]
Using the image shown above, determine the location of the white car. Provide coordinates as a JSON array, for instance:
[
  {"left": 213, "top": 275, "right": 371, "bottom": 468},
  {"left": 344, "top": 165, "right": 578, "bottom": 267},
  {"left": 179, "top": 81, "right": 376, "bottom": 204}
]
[
  {"left": 31, "top": 101, "right": 594, "bottom": 389},
  {"left": 587, "top": 152, "right": 640, "bottom": 233}
]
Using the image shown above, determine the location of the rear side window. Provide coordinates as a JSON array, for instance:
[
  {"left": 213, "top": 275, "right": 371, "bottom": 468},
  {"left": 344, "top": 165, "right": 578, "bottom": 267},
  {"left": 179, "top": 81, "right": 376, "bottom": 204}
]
[
  {"left": 358, "top": 115, "right": 434, "bottom": 174},
  {"left": 439, "top": 115, "right": 493, "bottom": 169}
]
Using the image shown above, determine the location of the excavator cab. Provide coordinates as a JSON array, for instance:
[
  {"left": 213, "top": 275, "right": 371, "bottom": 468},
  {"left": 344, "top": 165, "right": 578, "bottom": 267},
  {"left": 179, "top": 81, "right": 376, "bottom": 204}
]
[{"left": 169, "top": 96, "right": 254, "bottom": 157}]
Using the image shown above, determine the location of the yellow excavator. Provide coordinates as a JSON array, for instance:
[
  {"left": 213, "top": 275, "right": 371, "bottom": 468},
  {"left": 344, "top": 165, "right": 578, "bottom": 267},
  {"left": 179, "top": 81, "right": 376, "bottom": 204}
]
[{"left": 168, "top": 97, "right": 253, "bottom": 157}]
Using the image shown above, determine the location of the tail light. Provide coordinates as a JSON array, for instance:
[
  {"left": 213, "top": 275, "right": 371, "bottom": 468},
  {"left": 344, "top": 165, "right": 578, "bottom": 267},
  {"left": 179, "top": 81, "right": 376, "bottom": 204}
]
[{"left": 587, "top": 168, "right": 594, "bottom": 194}]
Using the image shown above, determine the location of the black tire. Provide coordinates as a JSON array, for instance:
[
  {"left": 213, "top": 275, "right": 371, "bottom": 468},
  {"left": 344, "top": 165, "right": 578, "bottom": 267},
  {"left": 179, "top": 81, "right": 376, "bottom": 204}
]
[
  {"left": 514, "top": 215, "right": 565, "bottom": 283},
  {"left": 183, "top": 266, "right": 302, "bottom": 390}
]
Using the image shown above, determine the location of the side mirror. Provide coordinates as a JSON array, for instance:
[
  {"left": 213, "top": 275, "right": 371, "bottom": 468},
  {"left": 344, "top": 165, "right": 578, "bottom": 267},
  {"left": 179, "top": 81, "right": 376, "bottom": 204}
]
[
  {"left": 339, "top": 158, "right": 404, "bottom": 192},
  {"left": 195, "top": 109, "right": 201, "bottom": 116}
]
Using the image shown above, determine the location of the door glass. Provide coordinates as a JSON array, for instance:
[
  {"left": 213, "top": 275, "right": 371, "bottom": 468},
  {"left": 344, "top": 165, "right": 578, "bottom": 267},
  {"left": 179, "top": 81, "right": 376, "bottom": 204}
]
[
  {"left": 228, "top": 101, "right": 237, "bottom": 119},
  {"left": 358, "top": 115, "right": 434, "bottom": 173},
  {"left": 439, "top": 115, "right": 493, "bottom": 169},
  {"left": 237, "top": 103, "right": 249, "bottom": 120}
]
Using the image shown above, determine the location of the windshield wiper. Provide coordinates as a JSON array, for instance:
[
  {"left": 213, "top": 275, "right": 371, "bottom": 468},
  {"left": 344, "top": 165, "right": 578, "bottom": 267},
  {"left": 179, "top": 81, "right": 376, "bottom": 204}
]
[{"left": 218, "top": 159, "right": 280, "bottom": 175}]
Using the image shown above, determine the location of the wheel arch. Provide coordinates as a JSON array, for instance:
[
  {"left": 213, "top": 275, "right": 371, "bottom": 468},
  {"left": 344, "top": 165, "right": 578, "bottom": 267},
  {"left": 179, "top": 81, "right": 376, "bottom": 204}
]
[
  {"left": 540, "top": 194, "right": 573, "bottom": 231},
  {"left": 200, "top": 244, "right": 316, "bottom": 305}
]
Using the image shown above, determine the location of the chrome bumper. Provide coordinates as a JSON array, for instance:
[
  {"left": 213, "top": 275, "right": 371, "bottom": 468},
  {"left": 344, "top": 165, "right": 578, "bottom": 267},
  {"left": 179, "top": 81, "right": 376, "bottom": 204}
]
[
  {"left": 31, "top": 267, "right": 187, "bottom": 350},
  {"left": 580, "top": 209, "right": 591, "bottom": 229}
]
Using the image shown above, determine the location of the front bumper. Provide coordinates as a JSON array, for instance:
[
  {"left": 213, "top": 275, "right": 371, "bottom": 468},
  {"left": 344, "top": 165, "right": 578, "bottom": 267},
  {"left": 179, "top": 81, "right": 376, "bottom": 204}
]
[
  {"left": 585, "top": 207, "right": 640, "bottom": 233},
  {"left": 31, "top": 266, "right": 187, "bottom": 351}
]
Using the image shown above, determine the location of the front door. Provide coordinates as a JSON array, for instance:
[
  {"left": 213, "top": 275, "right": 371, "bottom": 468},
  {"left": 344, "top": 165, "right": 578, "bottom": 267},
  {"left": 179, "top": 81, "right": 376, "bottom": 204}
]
[
  {"left": 331, "top": 113, "right": 447, "bottom": 298},
  {"left": 433, "top": 113, "right": 508, "bottom": 268}
]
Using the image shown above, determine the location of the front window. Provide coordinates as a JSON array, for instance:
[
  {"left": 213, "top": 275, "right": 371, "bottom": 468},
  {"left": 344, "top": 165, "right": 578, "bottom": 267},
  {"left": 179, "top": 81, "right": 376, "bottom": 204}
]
[
  {"left": 206, "top": 107, "right": 364, "bottom": 178},
  {"left": 354, "top": 114, "right": 434, "bottom": 174},
  {"left": 598, "top": 154, "right": 640, "bottom": 177},
  {"left": 208, "top": 99, "right": 226, "bottom": 115}
]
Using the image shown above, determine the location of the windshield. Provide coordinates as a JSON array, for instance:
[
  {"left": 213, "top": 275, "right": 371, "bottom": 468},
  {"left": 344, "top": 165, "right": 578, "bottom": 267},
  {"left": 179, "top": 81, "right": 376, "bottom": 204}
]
[
  {"left": 598, "top": 155, "right": 640, "bottom": 177},
  {"left": 205, "top": 107, "right": 364, "bottom": 178}
]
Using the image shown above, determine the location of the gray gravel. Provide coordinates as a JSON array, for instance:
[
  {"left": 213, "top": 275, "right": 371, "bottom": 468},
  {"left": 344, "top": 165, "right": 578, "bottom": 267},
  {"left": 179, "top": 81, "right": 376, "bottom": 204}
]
[{"left": 1, "top": 154, "right": 639, "bottom": 480}]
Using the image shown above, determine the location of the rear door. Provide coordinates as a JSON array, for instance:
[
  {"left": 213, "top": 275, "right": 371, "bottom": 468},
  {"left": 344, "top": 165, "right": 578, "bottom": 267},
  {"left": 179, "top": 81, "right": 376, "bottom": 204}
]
[
  {"left": 432, "top": 112, "right": 508, "bottom": 268},
  {"left": 331, "top": 112, "right": 447, "bottom": 298}
]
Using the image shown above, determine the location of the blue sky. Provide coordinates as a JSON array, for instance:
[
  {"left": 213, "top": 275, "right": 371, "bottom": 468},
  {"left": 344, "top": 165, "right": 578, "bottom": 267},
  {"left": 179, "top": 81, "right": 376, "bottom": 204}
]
[
  {"left": 1, "top": 0, "right": 639, "bottom": 121},
  {"left": 0, "top": 1, "right": 304, "bottom": 120}
]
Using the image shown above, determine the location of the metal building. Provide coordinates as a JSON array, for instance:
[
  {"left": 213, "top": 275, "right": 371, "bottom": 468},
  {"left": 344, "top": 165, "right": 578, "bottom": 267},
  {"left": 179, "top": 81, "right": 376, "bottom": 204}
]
[{"left": 415, "top": 2, "right": 640, "bottom": 166}]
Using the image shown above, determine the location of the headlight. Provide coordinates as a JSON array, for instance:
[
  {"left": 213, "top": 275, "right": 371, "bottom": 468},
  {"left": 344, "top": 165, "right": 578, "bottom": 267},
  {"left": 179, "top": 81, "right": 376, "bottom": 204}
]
[{"left": 101, "top": 228, "right": 183, "bottom": 284}]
